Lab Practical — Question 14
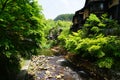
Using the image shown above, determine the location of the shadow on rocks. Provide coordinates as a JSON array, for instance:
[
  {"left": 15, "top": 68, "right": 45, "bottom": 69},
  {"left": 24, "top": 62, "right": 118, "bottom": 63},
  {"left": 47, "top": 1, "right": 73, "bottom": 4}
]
[
  {"left": 24, "top": 72, "right": 34, "bottom": 80},
  {"left": 56, "top": 58, "right": 92, "bottom": 80}
]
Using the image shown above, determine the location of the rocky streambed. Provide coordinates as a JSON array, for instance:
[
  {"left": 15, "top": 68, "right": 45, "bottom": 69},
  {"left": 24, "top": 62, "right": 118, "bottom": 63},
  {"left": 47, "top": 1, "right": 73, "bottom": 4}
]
[{"left": 25, "top": 55, "right": 93, "bottom": 80}]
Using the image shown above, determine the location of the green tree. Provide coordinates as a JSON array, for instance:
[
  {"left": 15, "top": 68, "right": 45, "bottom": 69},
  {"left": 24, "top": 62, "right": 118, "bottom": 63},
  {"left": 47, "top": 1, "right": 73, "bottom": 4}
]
[
  {"left": 44, "top": 20, "right": 72, "bottom": 48},
  {"left": 54, "top": 14, "right": 74, "bottom": 21},
  {"left": 0, "top": 0, "right": 45, "bottom": 80}
]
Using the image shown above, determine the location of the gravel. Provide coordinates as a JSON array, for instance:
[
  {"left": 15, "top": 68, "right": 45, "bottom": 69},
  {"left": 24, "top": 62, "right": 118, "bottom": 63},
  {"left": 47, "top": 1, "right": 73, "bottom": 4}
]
[{"left": 25, "top": 55, "right": 93, "bottom": 80}]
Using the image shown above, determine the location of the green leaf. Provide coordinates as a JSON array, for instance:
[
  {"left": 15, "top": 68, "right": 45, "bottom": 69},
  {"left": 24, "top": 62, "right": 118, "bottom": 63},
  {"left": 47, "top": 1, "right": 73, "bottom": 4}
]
[{"left": 97, "top": 57, "right": 113, "bottom": 68}]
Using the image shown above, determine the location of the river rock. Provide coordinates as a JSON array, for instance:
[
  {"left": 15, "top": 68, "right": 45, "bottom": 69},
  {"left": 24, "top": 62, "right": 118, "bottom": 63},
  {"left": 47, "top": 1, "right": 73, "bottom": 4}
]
[{"left": 26, "top": 55, "right": 92, "bottom": 80}]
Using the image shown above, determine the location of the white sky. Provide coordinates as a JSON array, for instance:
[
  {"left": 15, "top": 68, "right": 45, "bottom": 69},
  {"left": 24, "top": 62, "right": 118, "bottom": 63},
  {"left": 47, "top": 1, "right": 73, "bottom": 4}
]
[{"left": 38, "top": 0, "right": 86, "bottom": 19}]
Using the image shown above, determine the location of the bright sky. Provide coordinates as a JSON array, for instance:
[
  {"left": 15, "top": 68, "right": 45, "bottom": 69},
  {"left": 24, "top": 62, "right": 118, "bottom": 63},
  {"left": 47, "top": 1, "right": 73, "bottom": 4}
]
[{"left": 38, "top": 0, "right": 86, "bottom": 19}]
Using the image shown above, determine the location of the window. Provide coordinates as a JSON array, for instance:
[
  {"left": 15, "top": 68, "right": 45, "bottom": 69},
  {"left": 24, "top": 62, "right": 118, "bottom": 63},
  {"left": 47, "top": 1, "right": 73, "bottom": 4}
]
[
  {"left": 110, "top": 15, "right": 113, "bottom": 19},
  {"left": 100, "top": 3, "right": 104, "bottom": 10},
  {"left": 90, "top": 3, "right": 104, "bottom": 12}
]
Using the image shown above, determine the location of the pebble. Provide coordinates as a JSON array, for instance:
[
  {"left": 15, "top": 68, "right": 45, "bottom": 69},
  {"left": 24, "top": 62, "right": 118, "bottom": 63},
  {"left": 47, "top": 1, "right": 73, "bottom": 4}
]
[{"left": 26, "top": 55, "right": 91, "bottom": 80}]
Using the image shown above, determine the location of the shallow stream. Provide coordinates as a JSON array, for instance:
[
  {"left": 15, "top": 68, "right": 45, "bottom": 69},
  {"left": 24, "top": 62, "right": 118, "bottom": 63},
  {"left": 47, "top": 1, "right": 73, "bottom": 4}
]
[{"left": 26, "top": 55, "right": 93, "bottom": 80}]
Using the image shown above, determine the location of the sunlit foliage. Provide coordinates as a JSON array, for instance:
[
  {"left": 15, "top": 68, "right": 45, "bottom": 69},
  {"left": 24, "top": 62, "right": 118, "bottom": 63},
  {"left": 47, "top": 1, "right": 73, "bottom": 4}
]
[
  {"left": 0, "top": 0, "right": 45, "bottom": 79},
  {"left": 58, "top": 14, "right": 120, "bottom": 69}
]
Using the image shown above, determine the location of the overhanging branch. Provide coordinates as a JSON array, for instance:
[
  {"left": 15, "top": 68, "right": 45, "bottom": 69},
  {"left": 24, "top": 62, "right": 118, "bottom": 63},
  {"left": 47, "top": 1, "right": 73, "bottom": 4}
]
[{"left": 1, "top": 0, "right": 9, "bottom": 11}]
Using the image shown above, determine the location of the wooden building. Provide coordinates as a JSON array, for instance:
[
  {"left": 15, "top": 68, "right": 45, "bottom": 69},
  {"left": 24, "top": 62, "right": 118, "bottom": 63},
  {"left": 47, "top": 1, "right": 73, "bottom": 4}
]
[
  {"left": 70, "top": 0, "right": 120, "bottom": 32},
  {"left": 108, "top": 0, "right": 120, "bottom": 21}
]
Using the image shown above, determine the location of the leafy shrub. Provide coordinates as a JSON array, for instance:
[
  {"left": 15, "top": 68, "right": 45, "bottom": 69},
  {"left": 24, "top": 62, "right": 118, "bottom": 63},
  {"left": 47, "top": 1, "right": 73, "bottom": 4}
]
[
  {"left": 59, "top": 14, "right": 120, "bottom": 69},
  {"left": 45, "top": 20, "right": 72, "bottom": 48}
]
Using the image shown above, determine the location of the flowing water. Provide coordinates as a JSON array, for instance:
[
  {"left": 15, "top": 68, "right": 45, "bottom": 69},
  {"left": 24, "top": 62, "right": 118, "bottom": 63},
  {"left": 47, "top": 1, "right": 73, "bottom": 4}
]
[{"left": 26, "top": 55, "right": 93, "bottom": 80}]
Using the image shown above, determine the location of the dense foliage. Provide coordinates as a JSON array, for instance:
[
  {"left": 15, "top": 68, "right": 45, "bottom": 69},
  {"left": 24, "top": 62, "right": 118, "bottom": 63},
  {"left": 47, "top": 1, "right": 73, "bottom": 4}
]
[
  {"left": 43, "top": 20, "right": 72, "bottom": 48},
  {"left": 58, "top": 14, "right": 120, "bottom": 69},
  {"left": 1, "top": 0, "right": 120, "bottom": 79},
  {"left": 54, "top": 14, "right": 74, "bottom": 21},
  {"left": 0, "top": 0, "right": 45, "bottom": 79}
]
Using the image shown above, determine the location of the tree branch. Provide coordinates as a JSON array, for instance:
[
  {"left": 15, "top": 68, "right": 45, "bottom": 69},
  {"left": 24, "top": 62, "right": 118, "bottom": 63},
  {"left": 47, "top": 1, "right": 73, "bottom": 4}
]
[{"left": 1, "top": 0, "right": 9, "bottom": 11}]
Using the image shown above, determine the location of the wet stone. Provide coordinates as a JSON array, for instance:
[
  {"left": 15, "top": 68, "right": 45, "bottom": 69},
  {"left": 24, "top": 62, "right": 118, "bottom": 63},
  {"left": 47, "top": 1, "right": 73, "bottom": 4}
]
[{"left": 26, "top": 55, "right": 93, "bottom": 80}]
